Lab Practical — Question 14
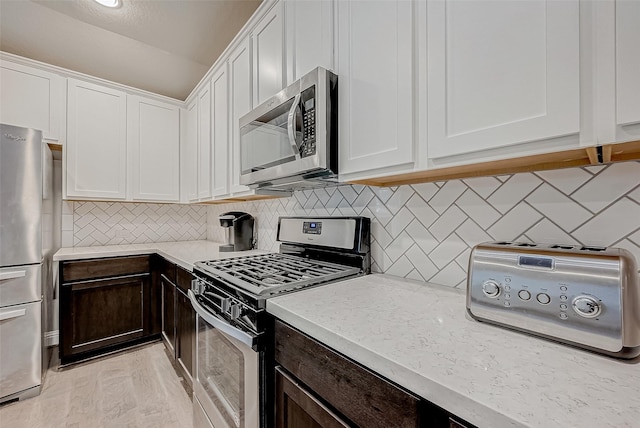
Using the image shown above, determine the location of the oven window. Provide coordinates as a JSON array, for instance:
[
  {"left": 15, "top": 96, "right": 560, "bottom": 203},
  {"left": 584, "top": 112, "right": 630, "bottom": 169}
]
[
  {"left": 198, "top": 318, "right": 245, "bottom": 428},
  {"left": 240, "top": 95, "right": 303, "bottom": 174}
]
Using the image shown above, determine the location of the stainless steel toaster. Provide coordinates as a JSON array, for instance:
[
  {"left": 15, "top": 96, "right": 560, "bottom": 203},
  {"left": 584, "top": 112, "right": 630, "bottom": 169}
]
[{"left": 467, "top": 242, "right": 640, "bottom": 358}]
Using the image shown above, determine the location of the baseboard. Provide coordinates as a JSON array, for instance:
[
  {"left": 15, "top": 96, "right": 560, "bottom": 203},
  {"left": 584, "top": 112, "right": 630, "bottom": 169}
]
[{"left": 45, "top": 330, "right": 59, "bottom": 347}]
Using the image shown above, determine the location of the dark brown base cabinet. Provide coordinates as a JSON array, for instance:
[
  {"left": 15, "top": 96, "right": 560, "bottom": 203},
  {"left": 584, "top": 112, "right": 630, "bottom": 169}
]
[
  {"left": 60, "top": 256, "right": 156, "bottom": 365},
  {"left": 273, "top": 320, "right": 475, "bottom": 428},
  {"left": 157, "top": 255, "right": 195, "bottom": 392}
]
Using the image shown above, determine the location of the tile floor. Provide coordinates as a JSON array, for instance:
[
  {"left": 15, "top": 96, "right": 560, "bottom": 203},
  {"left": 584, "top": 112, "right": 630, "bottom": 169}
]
[{"left": 0, "top": 343, "right": 192, "bottom": 428}]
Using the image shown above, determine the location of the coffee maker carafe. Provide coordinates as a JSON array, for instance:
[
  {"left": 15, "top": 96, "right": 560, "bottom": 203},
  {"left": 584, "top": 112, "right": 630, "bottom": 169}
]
[{"left": 219, "top": 211, "right": 255, "bottom": 252}]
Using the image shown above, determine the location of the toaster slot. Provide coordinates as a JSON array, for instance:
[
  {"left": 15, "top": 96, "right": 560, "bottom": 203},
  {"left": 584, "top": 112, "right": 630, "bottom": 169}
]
[
  {"left": 551, "top": 244, "right": 575, "bottom": 250},
  {"left": 580, "top": 246, "right": 607, "bottom": 252}
]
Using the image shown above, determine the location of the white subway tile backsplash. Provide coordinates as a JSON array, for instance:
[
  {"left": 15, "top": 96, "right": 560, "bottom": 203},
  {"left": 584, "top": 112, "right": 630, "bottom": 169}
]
[
  {"left": 462, "top": 176, "right": 502, "bottom": 199},
  {"left": 65, "top": 162, "right": 639, "bottom": 289},
  {"left": 428, "top": 180, "right": 468, "bottom": 215},
  {"left": 487, "top": 203, "right": 543, "bottom": 240},
  {"left": 428, "top": 205, "right": 467, "bottom": 241},
  {"left": 455, "top": 189, "right": 501, "bottom": 229},
  {"left": 534, "top": 168, "right": 592, "bottom": 195},
  {"left": 487, "top": 173, "right": 542, "bottom": 214},
  {"left": 571, "top": 198, "right": 640, "bottom": 246},
  {"left": 571, "top": 162, "right": 640, "bottom": 213},
  {"left": 70, "top": 202, "right": 207, "bottom": 246},
  {"left": 523, "top": 219, "right": 579, "bottom": 245},
  {"left": 525, "top": 184, "right": 592, "bottom": 232}
]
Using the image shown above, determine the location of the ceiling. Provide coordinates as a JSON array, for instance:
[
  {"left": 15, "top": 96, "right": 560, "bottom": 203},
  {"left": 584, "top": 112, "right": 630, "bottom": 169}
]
[{"left": 0, "top": 0, "right": 262, "bottom": 100}]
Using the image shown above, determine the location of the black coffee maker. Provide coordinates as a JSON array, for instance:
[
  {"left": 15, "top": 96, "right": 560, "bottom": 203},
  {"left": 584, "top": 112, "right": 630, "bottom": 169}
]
[{"left": 218, "top": 211, "right": 255, "bottom": 252}]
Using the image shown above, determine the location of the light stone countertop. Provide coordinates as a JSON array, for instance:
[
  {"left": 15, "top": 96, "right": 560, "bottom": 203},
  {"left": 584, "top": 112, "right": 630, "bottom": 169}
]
[
  {"left": 267, "top": 274, "right": 640, "bottom": 428},
  {"left": 54, "top": 240, "right": 267, "bottom": 271}
]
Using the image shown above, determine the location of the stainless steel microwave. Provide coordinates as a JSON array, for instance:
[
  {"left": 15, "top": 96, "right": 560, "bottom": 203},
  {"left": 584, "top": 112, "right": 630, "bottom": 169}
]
[{"left": 239, "top": 67, "right": 338, "bottom": 193}]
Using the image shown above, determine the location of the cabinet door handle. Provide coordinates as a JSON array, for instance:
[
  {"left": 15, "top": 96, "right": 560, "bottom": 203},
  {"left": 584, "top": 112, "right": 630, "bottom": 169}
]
[
  {"left": 0, "top": 270, "right": 27, "bottom": 281},
  {"left": 0, "top": 308, "right": 26, "bottom": 321}
]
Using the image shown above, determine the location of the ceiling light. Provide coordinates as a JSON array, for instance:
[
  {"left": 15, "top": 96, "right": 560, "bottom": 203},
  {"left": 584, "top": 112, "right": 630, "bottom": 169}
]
[{"left": 93, "top": 0, "right": 120, "bottom": 8}]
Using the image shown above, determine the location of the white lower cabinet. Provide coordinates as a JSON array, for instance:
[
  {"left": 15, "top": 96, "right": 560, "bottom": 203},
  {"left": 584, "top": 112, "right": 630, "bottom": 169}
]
[
  {"left": 0, "top": 58, "right": 64, "bottom": 142},
  {"left": 66, "top": 79, "right": 127, "bottom": 200},
  {"left": 127, "top": 96, "right": 180, "bottom": 202},
  {"left": 336, "top": 0, "right": 415, "bottom": 177},
  {"left": 426, "top": 0, "right": 580, "bottom": 160}
]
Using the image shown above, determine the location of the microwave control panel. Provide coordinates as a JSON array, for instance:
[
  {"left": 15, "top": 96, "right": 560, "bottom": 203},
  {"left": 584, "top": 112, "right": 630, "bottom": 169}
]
[{"left": 301, "top": 85, "right": 316, "bottom": 157}]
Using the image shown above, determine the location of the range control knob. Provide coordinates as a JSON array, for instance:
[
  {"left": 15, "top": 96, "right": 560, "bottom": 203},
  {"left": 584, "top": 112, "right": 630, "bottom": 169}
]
[
  {"left": 572, "top": 296, "right": 601, "bottom": 318},
  {"left": 230, "top": 304, "right": 242, "bottom": 320},
  {"left": 482, "top": 280, "right": 501, "bottom": 298}
]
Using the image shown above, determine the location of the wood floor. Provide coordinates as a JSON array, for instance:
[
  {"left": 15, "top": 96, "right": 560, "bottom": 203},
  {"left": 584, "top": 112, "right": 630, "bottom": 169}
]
[{"left": 0, "top": 342, "right": 193, "bottom": 428}]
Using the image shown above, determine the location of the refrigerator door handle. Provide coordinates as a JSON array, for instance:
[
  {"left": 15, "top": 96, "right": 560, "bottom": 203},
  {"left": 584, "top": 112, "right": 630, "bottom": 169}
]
[
  {"left": 0, "top": 308, "right": 26, "bottom": 321},
  {"left": 0, "top": 270, "right": 27, "bottom": 281}
]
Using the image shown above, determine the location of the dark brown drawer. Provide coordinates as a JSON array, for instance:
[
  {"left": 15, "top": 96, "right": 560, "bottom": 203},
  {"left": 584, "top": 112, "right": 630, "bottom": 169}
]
[
  {"left": 176, "top": 266, "right": 194, "bottom": 294},
  {"left": 275, "top": 320, "right": 421, "bottom": 428},
  {"left": 62, "top": 255, "right": 150, "bottom": 283},
  {"left": 157, "top": 256, "right": 176, "bottom": 283}
]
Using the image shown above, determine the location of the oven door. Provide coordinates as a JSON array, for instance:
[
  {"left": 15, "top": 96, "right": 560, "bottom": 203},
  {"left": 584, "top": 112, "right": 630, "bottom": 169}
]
[{"left": 189, "top": 290, "right": 260, "bottom": 428}]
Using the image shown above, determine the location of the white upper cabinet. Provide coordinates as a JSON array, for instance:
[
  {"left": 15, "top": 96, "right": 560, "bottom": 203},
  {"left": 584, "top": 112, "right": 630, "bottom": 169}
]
[
  {"left": 66, "top": 79, "right": 127, "bottom": 199},
  {"left": 0, "top": 60, "right": 64, "bottom": 142},
  {"left": 229, "top": 37, "right": 253, "bottom": 194},
  {"left": 616, "top": 0, "right": 640, "bottom": 128},
  {"left": 252, "top": 1, "right": 285, "bottom": 105},
  {"left": 197, "top": 84, "right": 212, "bottom": 200},
  {"left": 426, "top": 0, "right": 580, "bottom": 159},
  {"left": 285, "top": 0, "right": 334, "bottom": 84},
  {"left": 127, "top": 96, "right": 180, "bottom": 202},
  {"left": 183, "top": 100, "right": 199, "bottom": 202},
  {"left": 211, "top": 65, "right": 230, "bottom": 197},
  {"left": 336, "top": 0, "right": 415, "bottom": 176}
]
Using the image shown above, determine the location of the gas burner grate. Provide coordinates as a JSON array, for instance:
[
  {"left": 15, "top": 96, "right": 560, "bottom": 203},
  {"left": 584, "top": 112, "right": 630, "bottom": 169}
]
[{"left": 196, "top": 253, "right": 360, "bottom": 296}]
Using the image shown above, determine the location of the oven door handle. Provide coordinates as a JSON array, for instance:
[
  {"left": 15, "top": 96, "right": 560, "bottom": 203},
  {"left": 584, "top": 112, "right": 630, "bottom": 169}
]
[{"left": 188, "top": 289, "right": 257, "bottom": 348}]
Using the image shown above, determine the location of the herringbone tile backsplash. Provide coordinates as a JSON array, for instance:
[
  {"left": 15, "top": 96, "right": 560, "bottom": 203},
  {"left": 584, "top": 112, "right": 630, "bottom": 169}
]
[
  {"left": 62, "top": 202, "right": 207, "bottom": 247},
  {"left": 208, "top": 161, "right": 640, "bottom": 287}
]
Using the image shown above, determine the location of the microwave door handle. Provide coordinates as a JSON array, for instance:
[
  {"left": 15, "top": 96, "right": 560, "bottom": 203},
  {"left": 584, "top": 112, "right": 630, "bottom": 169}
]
[{"left": 287, "top": 93, "right": 301, "bottom": 160}]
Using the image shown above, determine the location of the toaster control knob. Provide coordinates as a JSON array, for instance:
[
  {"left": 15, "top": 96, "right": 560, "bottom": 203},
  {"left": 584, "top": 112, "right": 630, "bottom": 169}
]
[
  {"left": 482, "top": 280, "right": 501, "bottom": 298},
  {"left": 572, "top": 296, "right": 601, "bottom": 318}
]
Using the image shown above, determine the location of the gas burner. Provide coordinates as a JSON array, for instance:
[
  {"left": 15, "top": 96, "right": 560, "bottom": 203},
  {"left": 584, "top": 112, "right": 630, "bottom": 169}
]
[{"left": 196, "top": 253, "right": 360, "bottom": 296}]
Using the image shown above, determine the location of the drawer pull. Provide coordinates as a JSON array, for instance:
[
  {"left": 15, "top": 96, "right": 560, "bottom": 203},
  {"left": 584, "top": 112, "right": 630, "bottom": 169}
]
[
  {"left": 0, "top": 270, "right": 27, "bottom": 281},
  {"left": 0, "top": 308, "right": 26, "bottom": 321}
]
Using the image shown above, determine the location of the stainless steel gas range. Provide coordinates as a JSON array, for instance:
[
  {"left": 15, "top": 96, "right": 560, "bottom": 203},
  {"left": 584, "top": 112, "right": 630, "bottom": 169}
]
[{"left": 189, "top": 216, "right": 370, "bottom": 428}]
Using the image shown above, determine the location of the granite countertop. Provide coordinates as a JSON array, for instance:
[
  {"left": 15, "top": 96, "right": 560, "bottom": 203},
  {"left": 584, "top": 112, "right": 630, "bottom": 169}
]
[
  {"left": 267, "top": 274, "right": 640, "bottom": 428},
  {"left": 54, "top": 240, "right": 267, "bottom": 271}
]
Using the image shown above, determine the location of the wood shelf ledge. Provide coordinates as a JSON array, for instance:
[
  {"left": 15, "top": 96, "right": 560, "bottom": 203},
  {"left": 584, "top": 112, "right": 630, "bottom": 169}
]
[{"left": 350, "top": 140, "right": 640, "bottom": 187}]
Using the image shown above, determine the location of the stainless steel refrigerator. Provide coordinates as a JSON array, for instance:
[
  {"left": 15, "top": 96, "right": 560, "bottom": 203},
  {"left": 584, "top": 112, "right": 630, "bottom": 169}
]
[{"left": 0, "top": 123, "right": 52, "bottom": 403}]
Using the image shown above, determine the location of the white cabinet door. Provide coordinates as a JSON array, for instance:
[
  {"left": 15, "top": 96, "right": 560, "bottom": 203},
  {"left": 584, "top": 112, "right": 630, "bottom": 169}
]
[
  {"left": 0, "top": 60, "right": 63, "bottom": 141},
  {"left": 197, "top": 84, "right": 212, "bottom": 200},
  {"left": 66, "top": 79, "right": 127, "bottom": 199},
  {"left": 285, "top": 0, "right": 334, "bottom": 84},
  {"left": 211, "top": 65, "right": 230, "bottom": 197},
  {"left": 229, "top": 38, "right": 253, "bottom": 194},
  {"left": 183, "top": 100, "right": 199, "bottom": 202},
  {"left": 128, "top": 96, "right": 180, "bottom": 202},
  {"left": 616, "top": 0, "right": 640, "bottom": 127},
  {"left": 252, "top": 1, "right": 285, "bottom": 105},
  {"left": 337, "top": 0, "right": 415, "bottom": 175},
  {"left": 427, "top": 0, "right": 580, "bottom": 159}
]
